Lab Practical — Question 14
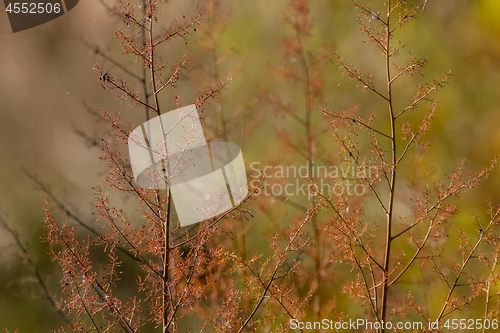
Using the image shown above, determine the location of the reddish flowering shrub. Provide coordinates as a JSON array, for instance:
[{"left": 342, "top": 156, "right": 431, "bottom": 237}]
[{"left": 3, "top": 1, "right": 500, "bottom": 333}]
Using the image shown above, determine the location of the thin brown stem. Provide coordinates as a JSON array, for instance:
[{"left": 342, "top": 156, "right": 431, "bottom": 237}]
[{"left": 380, "top": 1, "right": 395, "bottom": 329}]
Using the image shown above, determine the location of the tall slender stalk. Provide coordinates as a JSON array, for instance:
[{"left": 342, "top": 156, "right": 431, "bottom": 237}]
[
  {"left": 380, "top": 0, "right": 395, "bottom": 327},
  {"left": 297, "top": 37, "right": 321, "bottom": 321}
]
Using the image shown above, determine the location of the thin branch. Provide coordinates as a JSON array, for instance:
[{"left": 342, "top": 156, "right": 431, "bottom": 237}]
[
  {"left": 321, "top": 109, "right": 392, "bottom": 140},
  {"left": 0, "top": 215, "right": 73, "bottom": 328},
  {"left": 436, "top": 208, "right": 500, "bottom": 320},
  {"left": 336, "top": 53, "right": 389, "bottom": 102},
  {"left": 318, "top": 192, "right": 384, "bottom": 271},
  {"left": 23, "top": 170, "right": 143, "bottom": 264},
  {"left": 237, "top": 210, "right": 316, "bottom": 332},
  {"left": 394, "top": 73, "right": 451, "bottom": 119}
]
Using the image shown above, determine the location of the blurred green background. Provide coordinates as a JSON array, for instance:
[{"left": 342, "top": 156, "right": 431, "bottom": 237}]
[{"left": 2, "top": 0, "right": 500, "bottom": 331}]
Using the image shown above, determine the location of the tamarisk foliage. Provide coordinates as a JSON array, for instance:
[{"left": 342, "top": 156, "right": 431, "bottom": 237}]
[
  {"left": 317, "top": 0, "right": 500, "bottom": 332},
  {"left": 5, "top": 1, "right": 500, "bottom": 333},
  {"left": 42, "top": 1, "right": 262, "bottom": 332}
]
